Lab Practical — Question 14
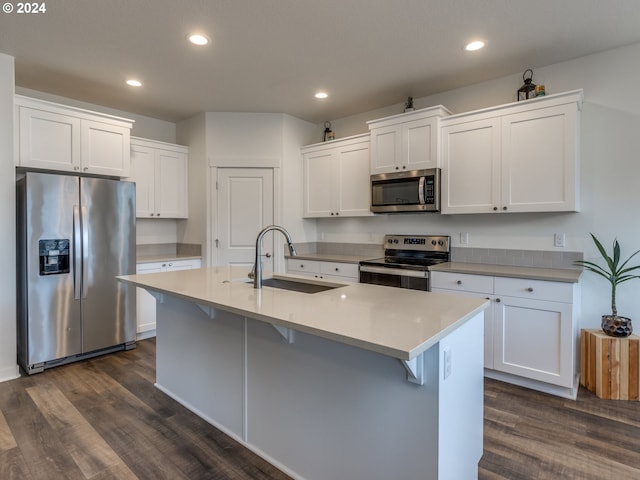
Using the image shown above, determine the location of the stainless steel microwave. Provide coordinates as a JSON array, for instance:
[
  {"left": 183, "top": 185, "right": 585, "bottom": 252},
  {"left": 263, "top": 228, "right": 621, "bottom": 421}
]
[{"left": 370, "top": 168, "right": 441, "bottom": 213}]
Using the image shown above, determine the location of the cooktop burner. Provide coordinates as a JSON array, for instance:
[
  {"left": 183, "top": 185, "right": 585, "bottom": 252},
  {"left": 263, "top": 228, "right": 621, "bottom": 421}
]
[{"left": 360, "top": 234, "right": 451, "bottom": 270}]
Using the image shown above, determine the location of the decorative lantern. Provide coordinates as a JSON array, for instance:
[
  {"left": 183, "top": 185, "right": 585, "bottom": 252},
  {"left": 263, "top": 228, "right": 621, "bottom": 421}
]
[
  {"left": 517, "top": 69, "right": 536, "bottom": 101},
  {"left": 323, "top": 121, "right": 335, "bottom": 142}
]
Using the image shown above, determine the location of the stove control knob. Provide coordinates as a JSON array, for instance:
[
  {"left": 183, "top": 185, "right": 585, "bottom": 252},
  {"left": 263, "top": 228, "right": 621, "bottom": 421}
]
[
  {"left": 431, "top": 240, "right": 437, "bottom": 246},
  {"left": 438, "top": 240, "right": 444, "bottom": 246},
  {"left": 394, "top": 239, "right": 398, "bottom": 244}
]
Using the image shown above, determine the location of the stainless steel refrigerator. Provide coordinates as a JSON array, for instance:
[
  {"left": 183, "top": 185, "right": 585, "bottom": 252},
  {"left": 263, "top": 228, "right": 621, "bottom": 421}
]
[{"left": 16, "top": 171, "right": 136, "bottom": 374}]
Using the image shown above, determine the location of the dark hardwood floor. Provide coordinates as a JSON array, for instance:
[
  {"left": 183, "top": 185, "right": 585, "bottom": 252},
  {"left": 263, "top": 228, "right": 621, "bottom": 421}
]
[{"left": 1, "top": 339, "right": 639, "bottom": 479}]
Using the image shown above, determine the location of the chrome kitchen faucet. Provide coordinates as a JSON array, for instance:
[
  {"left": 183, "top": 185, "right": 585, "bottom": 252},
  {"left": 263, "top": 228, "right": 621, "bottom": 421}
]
[{"left": 248, "top": 225, "right": 297, "bottom": 288}]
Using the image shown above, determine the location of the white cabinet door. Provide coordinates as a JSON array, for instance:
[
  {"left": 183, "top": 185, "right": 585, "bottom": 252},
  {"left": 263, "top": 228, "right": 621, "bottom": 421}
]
[
  {"left": 128, "top": 137, "right": 189, "bottom": 219},
  {"left": 16, "top": 96, "right": 133, "bottom": 176},
  {"left": 136, "top": 259, "right": 201, "bottom": 339},
  {"left": 303, "top": 150, "right": 335, "bottom": 217},
  {"left": 369, "top": 125, "right": 401, "bottom": 174},
  {"left": 440, "top": 118, "right": 501, "bottom": 214},
  {"left": 302, "top": 135, "right": 372, "bottom": 218},
  {"left": 81, "top": 119, "right": 131, "bottom": 177},
  {"left": 336, "top": 141, "right": 371, "bottom": 217},
  {"left": 368, "top": 107, "right": 449, "bottom": 174},
  {"left": 493, "top": 295, "right": 573, "bottom": 387},
  {"left": 18, "top": 107, "right": 81, "bottom": 172},
  {"left": 501, "top": 103, "right": 578, "bottom": 212},
  {"left": 135, "top": 262, "right": 163, "bottom": 337},
  {"left": 130, "top": 144, "right": 156, "bottom": 218},
  {"left": 441, "top": 91, "right": 581, "bottom": 215},
  {"left": 155, "top": 148, "right": 188, "bottom": 218},
  {"left": 404, "top": 117, "right": 438, "bottom": 171},
  {"left": 431, "top": 272, "right": 495, "bottom": 368},
  {"left": 432, "top": 288, "right": 495, "bottom": 368}
]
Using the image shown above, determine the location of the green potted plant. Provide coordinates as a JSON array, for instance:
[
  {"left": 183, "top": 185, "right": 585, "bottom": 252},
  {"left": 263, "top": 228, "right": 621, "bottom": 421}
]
[{"left": 575, "top": 233, "right": 640, "bottom": 337}]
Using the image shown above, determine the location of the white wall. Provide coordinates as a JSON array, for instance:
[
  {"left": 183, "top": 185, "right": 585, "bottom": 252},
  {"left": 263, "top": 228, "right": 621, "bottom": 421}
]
[
  {"left": 176, "top": 113, "right": 209, "bottom": 261},
  {"left": 176, "top": 112, "right": 316, "bottom": 267},
  {"left": 314, "top": 43, "right": 640, "bottom": 330},
  {"left": 0, "top": 54, "right": 18, "bottom": 381}
]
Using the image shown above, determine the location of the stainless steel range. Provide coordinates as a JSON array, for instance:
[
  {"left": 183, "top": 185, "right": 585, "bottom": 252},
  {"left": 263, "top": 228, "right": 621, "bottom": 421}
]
[{"left": 359, "top": 234, "right": 450, "bottom": 291}]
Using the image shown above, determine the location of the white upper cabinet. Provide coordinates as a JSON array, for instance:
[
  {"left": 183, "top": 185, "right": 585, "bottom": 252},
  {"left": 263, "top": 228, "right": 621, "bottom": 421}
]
[
  {"left": 128, "top": 137, "right": 189, "bottom": 219},
  {"left": 441, "top": 90, "right": 582, "bottom": 214},
  {"left": 16, "top": 95, "right": 133, "bottom": 177},
  {"left": 367, "top": 106, "right": 451, "bottom": 174},
  {"left": 302, "top": 134, "right": 372, "bottom": 218}
]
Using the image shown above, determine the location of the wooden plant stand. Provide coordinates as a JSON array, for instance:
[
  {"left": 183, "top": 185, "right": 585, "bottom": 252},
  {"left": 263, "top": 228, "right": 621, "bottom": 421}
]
[{"left": 580, "top": 329, "right": 640, "bottom": 400}]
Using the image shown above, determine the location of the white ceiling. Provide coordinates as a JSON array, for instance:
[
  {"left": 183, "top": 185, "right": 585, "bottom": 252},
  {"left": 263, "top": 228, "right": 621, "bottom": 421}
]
[{"left": 1, "top": 0, "right": 640, "bottom": 124}]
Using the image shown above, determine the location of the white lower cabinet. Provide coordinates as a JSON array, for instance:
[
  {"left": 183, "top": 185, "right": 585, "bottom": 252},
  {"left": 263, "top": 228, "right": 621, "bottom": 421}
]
[
  {"left": 286, "top": 258, "right": 359, "bottom": 282},
  {"left": 431, "top": 271, "right": 579, "bottom": 397},
  {"left": 136, "top": 258, "right": 202, "bottom": 339}
]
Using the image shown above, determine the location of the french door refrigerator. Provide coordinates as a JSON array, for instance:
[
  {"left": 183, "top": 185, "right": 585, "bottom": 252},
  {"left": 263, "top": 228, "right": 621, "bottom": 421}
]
[{"left": 16, "top": 171, "right": 136, "bottom": 374}]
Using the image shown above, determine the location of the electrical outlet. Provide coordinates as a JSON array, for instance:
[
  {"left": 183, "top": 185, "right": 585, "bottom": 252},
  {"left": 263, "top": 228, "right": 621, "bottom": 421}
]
[
  {"left": 443, "top": 347, "right": 452, "bottom": 379},
  {"left": 554, "top": 233, "right": 565, "bottom": 247},
  {"left": 460, "top": 232, "right": 469, "bottom": 245}
]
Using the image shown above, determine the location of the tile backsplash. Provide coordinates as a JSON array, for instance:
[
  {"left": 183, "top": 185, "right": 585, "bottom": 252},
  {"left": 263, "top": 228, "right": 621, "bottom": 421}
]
[{"left": 451, "top": 247, "right": 583, "bottom": 270}]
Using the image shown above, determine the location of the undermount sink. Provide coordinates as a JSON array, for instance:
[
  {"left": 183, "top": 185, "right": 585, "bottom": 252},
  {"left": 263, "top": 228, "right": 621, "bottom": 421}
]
[{"left": 248, "top": 277, "right": 340, "bottom": 294}]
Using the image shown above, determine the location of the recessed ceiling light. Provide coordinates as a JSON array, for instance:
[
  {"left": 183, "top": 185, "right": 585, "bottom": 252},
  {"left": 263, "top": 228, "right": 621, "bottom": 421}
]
[
  {"left": 126, "top": 79, "right": 142, "bottom": 87},
  {"left": 464, "top": 40, "right": 486, "bottom": 52},
  {"left": 315, "top": 92, "right": 329, "bottom": 99},
  {"left": 188, "top": 34, "right": 210, "bottom": 46}
]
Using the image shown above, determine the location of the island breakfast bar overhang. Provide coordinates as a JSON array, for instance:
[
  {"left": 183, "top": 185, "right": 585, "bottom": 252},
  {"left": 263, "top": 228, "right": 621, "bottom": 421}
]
[{"left": 118, "top": 266, "right": 489, "bottom": 480}]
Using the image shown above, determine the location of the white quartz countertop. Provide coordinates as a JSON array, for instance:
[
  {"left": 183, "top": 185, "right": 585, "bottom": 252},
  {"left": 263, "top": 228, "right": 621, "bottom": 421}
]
[{"left": 118, "top": 266, "right": 488, "bottom": 361}]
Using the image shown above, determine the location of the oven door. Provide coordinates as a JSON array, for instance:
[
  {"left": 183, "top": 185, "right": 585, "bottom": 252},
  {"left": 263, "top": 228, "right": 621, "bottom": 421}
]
[{"left": 359, "top": 265, "right": 429, "bottom": 291}]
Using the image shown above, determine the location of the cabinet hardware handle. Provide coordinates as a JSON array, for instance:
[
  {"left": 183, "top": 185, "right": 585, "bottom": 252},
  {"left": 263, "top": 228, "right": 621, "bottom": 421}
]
[
  {"left": 395, "top": 166, "right": 399, "bottom": 170},
  {"left": 331, "top": 212, "right": 334, "bottom": 215},
  {"left": 300, "top": 264, "right": 304, "bottom": 268},
  {"left": 402, "top": 165, "right": 406, "bottom": 169},
  {"left": 456, "top": 280, "right": 462, "bottom": 285},
  {"left": 157, "top": 213, "right": 161, "bottom": 216},
  {"left": 335, "top": 268, "right": 339, "bottom": 271},
  {"left": 83, "top": 167, "right": 88, "bottom": 172},
  {"left": 527, "top": 287, "right": 534, "bottom": 292},
  {"left": 493, "top": 206, "right": 498, "bottom": 211},
  {"left": 74, "top": 166, "right": 80, "bottom": 171},
  {"left": 485, "top": 297, "right": 491, "bottom": 300},
  {"left": 495, "top": 298, "right": 501, "bottom": 302},
  {"left": 336, "top": 212, "right": 340, "bottom": 215},
  {"left": 150, "top": 213, "right": 154, "bottom": 216},
  {"left": 502, "top": 206, "right": 508, "bottom": 211}
]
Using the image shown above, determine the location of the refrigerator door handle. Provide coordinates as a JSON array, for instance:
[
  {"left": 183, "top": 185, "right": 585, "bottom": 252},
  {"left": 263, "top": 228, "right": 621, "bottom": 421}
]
[
  {"left": 81, "top": 205, "right": 89, "bottom": 299},
  {"left": 73, "top": 205, "right": 82, "bottom": 300}
]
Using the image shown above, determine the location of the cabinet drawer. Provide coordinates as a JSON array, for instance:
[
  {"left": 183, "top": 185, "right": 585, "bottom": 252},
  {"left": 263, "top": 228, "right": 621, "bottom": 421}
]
[
  {"left": 137, "top": 262, "right": 163, "bottom": 274},
  {"left": 286, "top": 259, "right": 321, "bottom": 274},
  {"left": 494, "top": 277, "right": 573, "bottom": 303},
  {"left": 319, "top": 262, "right": 359, "bottom": 279},
  {"left": 430, "top": 272, "right": 493, "bottom": 294}
]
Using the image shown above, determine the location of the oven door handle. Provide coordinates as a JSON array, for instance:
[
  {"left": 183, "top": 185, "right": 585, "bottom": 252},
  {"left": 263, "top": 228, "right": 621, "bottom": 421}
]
[
  {"left": 418, "top": 176, "right": 426, "bottom": 204},
  {"left": 359, "top": 265, "right": 428, "bottom": 278}
]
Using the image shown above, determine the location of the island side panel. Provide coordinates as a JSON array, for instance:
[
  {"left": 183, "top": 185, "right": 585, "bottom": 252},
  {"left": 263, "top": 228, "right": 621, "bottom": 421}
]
[
  {"left": 245, "top": 319, "right": 440, "bottom": 480},
  {"left": 155, "top": 296, "right": 246, "bottom": 439},
  {"left": 437, "top": 312, "right": 484, "bottom": 480}
]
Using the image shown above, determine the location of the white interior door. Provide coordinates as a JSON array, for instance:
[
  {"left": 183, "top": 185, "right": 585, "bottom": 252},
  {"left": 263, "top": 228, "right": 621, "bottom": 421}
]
[{"left": 216, "top": 168, "right": 274, "bottom": 269}]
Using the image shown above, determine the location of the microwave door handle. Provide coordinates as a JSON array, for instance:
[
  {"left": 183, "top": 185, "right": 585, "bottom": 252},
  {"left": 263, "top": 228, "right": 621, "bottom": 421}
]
[{"left": 418, "top": 176, "right": 426, "bottom": 204}]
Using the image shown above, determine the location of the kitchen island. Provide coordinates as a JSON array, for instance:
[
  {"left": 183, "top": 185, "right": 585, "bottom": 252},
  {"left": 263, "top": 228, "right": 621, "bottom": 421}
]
[{"left": 118, "top": 266, "right": 489, "bottom": 480}]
